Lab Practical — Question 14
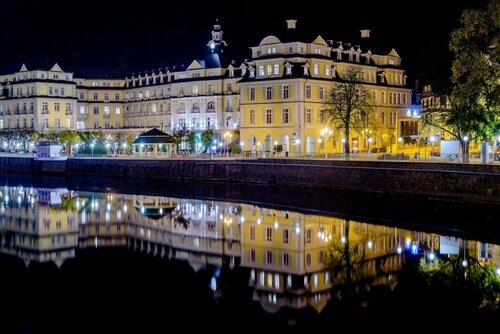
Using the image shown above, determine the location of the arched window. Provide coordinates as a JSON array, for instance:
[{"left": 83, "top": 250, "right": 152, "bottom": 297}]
[
  {"left": 207, "top": 102, "right": 215, "bottom": 112},
  {"left": 177, "top": 103, "right": 185, "bottom": 112},
  {"left": 192, "top": 103, "right": 200, "bottom": 112}
]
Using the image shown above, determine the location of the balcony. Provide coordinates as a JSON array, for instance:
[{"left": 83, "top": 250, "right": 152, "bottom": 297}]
[
  {"left": 206, "top": 108, "right": 216, "bottom": 113},
  {"left": 65, "top": 110, "right": 74, "bottom": 115},
  {"left": 41, "top": 110, "right": 49, "bottom": 115}
]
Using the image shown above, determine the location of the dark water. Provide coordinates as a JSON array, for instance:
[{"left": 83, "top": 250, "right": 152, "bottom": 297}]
[{"left": 0, "top": 176, "right": 499, "bottom": 332}]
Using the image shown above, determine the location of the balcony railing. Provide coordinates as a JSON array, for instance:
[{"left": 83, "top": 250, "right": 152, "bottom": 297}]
[{"left": 65, "top": 111, "right": 74, "bottom": 115}]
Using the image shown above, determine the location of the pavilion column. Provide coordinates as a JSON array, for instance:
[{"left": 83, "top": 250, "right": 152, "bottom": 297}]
[{"left": 153, "top": 145, "right": 157, "bottom": 155}]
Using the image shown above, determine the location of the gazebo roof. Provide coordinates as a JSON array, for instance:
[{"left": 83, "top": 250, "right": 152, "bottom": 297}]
[{"left": 133, "top": 128, "right": 174, "bottom": 144}]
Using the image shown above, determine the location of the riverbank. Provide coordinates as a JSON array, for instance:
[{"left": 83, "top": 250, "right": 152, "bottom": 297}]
[{"left": 1, "top": 156, "right": 499, "bottom": 203}]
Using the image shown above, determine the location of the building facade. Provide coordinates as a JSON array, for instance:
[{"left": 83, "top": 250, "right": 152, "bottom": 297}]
[{"left": 1, "top": 20, "right": 412, "bottom": 153}]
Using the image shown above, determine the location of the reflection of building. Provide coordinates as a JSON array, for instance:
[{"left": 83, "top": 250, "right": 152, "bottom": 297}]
[
  {"left": 0, "top": 186, "right": 79, "bottom": 267},
  {"left": 1, "top": 185, "right": 499, "bottom": 314}
]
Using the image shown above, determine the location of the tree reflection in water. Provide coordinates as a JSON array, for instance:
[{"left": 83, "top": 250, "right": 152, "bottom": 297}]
[{"left": 419, "top": 249, "right": 500, "bottom": 309}]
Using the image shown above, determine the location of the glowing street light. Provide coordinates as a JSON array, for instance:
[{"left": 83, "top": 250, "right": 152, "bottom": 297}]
[{"left": 90, "top": 142, "right": 95, "bottom": 158}]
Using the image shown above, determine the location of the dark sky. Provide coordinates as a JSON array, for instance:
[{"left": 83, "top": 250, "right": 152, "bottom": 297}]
[{"left": 0, "top": 0, "right": 488, "bottom": 87}]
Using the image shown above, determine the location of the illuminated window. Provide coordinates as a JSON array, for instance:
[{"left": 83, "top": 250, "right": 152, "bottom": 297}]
[
  {"left": 249, "top": 110, "right": 255, "bottom": 125},
  {"left": 265, "top": 86, "right": 272, "bottom": 100},
  {"left": 282, "top": 85, "right": 289, "bottom": 99},
  {"left": 282, "top": 108, "right": 289, "bottom": 124},
  {"left": 249, "top": 87, "right": 255, "bottom": 101},
  {"left": 306, "top": 85, "right": 311, "bottom": 99},
  {"left": 266, "top": 65, "right": 272, "bottom": 76},
  {"left": 258, "top": 66, "right": 264, "bottom": 76},
  {"left": 306, "top": 108, "right": 312, "bottom": 123},
  {"left": 313, "top": 64, "right": 319, "bottom": 75},
  {"left": 266, "top": 109, "right": 272, "bottom": 124},
  {"left": 273, "top": 64, "right": 279, "bottom": 75}
]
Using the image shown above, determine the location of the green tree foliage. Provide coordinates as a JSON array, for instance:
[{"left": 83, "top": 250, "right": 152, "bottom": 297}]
[
  {"left": 187, "top": 132, "right": 198, "bottom": 153},
  {"left": 424, "top": 0, "right": 499, "bottom": 160},
  {"left": 419, "top": 251, "right": 500, "bottom": 309},
  {"left": 201, "top": 129, "right": 214, "bottom": 152},
  {"left": 323, "top": 66, "right": 374, "bottom": 159}
]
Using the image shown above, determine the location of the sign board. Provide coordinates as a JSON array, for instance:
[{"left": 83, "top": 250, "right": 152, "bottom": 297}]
[{"left": 440, "top": 140, "right": 459, "bottom": 158}]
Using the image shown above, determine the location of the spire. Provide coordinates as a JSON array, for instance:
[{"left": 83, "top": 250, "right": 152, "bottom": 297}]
[{"left": 207, "top": 18, "right": 228, "bottom": 53}]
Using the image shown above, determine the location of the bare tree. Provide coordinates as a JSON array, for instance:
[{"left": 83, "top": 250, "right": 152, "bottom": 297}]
[{"left": 323, "top": 66, "right": 373, "bottom": 159}]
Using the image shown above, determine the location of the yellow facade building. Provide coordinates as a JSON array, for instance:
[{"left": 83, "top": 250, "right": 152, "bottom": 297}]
[{"left": 239, "top": 20, "right": 412, "bottom": 155}]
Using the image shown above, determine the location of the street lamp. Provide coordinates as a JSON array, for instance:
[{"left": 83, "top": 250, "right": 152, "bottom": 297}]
[
  {"left": 140, "top": 143, "right": 144, "bottom": 157},
  {"left": 122, "top": 142, "right": 127, "bottom": 155},
  {"left": 90, "top": 143, "right": 95, "bottom": 158},
  {"left": 368, "top": 137, "right": 373, "bottom": 154},
  {"left": 75, "top": 143, "right": 79, "bottom": 158},
  {"left": 320, "top": 127, "right": 332, "bottom": 158}
]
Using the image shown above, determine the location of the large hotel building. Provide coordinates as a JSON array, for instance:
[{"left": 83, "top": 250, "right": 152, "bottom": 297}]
[{"left": 0, "top": 20, "right": 412, "bottom": 154}]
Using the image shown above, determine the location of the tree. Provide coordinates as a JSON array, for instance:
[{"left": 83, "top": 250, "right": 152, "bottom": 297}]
[
  {"left": 187, "top": 132, "right": 199, "bottom": 153},
  {"left": 58, "top": 130, "right": 83, "bottom": 156},
  {"left": 424, "top": 0, "right": 499, "bottom": 162},
  {"left": 201, "top": 129, "right": 214, "bottom": 153},
  {"left": 323, "top": 66, "right": 373, "bottom": 159},
  {"left": 170, "top": 125, "right": 190, "bottom": 153}
]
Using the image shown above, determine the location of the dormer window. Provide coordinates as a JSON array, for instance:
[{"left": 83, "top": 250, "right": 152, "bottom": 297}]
[
  {"left": 229, "top": 68, "right": 234, "bottom": 77},
  {"left": 388, "top": 58, "right": 395, "bottom": 65},
  {"left": 355, "top": 53, "right": 360, "bottom": 62},
  {"left": 273, "top": 64, "right": 279, "bottom": 75},
  {"left": 241, "top": 68, "right": 246, "bottom": 76},
  {"left": 349, "top": 53, "right": 353, "bottom": 62},
  {"left": 249, "top": 68, "right": 255, "bottom": 78},
  {"left": 266, "top": 65, "right": 272, "bottom": 75},
  {"left": 325, "top": 65, "right": 330, "bottom": 77},
  {"left": 285, "top": 65, "right": 292, "bottom": 75},
  {"left": 337, "top": 51, "right": 342, "bottom": 60},
  {"left": 314, "top": 48, "right": 321, "bottom": 54}
]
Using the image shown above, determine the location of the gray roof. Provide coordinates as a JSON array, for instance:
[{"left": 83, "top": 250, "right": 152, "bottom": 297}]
[{"left": 133, "top": 128, "right": 174, "bottom": 144}]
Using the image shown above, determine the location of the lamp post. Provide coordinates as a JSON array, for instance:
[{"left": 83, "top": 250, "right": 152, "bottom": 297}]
[
  {"left": 320, "top": 127, "right": 332, "bottom": 158},
  {"left": 75, "top": 143, "right": 79, "bottom": 158},
  {"left": 90, "top": 143, "right": 95, "bottom": 158},
  {"left": 122, "top": 142, "right": 127, "bottom": 155},
  {"left": 368, "top": 137, "right": 373, "bottom": 155},
  {"left": 294, "top": 138, "right": 300, "bottom": 157},
  {"left": 318, "top": 138, "right": 323, "bottom": 158}
]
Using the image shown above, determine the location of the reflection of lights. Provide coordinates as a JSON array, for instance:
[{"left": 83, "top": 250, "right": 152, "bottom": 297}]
[
  {"left": 141, "top": 206, "right": 145, "bottom": 214},
  {"left": 411, "top": 243, "right": 418, "bottom": 255},
  {"left": 219, "top": 214, "right": 223, "bottom": 220},
  {"left": 257, "top": 218, "right": 261, "bottom": 225},
  {"left": 429, "top": 252, "right": 436, "bottom": 261},
  {"left": 123, "top": 204, "right": 128, "bottom": 213},
  {"left": 210, "top": 277, "right": 217, "bottom": 291},
  {"left": 462, "top": 260, "right": 468, "bottom": 268},
  {"left": 341, "top": 236, "right": 346, "bottom": 243},
  {"left": 405, "top": 238, "right": 411, "bottom": 248},
  {"left": 198, "top": 212, "right": 202, "bottom": 218},
  {"left": 159, "top": 208, "right": 163, "bottom": 214},
  {"left": 274, "top": 221, "right": 279, "bottom": 229},
  {"left": 295, "top": 224, "right": 300, "bottom": 234},
  {"left": 251, "top": 269, "right": 255, "bottom": 281},
  {"left": 240, "top": 216, "right": 245, "bottom": 223},
  {"left": 106, "top": 203, "right": 111, "bottom": 211},
  {"left": 397, "top": 246, "right": 402, "bottom": 254},
  {"left": 367, "top": 240, "right": 373, "bottom": 249}
]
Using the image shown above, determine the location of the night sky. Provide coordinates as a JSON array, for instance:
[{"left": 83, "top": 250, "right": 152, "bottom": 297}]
[{"left": 0, "top": 0, "right": 488, "bottom": 88}]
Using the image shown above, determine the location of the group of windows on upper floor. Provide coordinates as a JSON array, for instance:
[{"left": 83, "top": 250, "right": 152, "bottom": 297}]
[
  {"left": 246, "top": 107, "right": 397, "bottom": 127},
  {"left": 11, "top": 72, "right": 71, "bottom": 81},
  {"left": 78, "top": 92, "right": 121, "bottom": 101},
  {"left": 83, "top": 106, "right": 121, "bottom": 115}
]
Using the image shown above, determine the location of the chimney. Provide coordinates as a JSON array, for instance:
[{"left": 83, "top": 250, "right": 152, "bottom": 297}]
[
  {"left": 286, "top": 19, "right": 297, "bottom": 29},
  {"left": 360, "top": 29, "right": 371, "bottom": 38}
]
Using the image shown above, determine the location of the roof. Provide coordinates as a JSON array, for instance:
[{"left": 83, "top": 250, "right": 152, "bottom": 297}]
[{"left": 133, "top": 128, "right": 174, "bottom": 144}]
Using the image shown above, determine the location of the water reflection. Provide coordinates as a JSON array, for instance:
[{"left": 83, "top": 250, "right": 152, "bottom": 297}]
[{"left": 1, "top": 185, "right": 500, "bottom": 315}]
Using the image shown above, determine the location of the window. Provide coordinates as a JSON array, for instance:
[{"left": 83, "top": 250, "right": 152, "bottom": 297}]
[
  {"left": 282, "top": 229, "right": 289, "bottom": 244},
  {"left": 319, "top": 86, "right": 325, "bottom": 99},
  {"left": 115, "top": 121, "right": 120, "bottom": 128},
  {"left": 93, "top": 93, "right": 98, "bottom": 100},
  {"left": 319, "top": 109, "right": 325, "bottom": 123},
  {"left": 250, "top": 226, "right": 255, "bottom": 240},
  {"left": 258, "top": 66, "right": 264, "bottom": 76},
  {"left": 60, "top": 88, "right": 65, "bottom": 96},
  {"left": 265, "top": 86, "right": 272, "bottom": 100},
  {"left": 266, "top": 109, "right": 273, "bottom": 124},
  {"left": 93, "top": 107, "right": 99, "bottom": 114},
  {"left": 306, "top": 253, "right": 312, "bottom": 266},
  {"left": 306, "top": 108, "right": 312, "bottom": 123},
  {"left": 250, "top": 248, "right": 256, "bottom": 262},
  {"left": 266, "top": 251, "right": 273, "bottom": 265},
  {"left": 273, "top": 64, "right": 279, "bottom": 75},
  {"left": 104, "top": 106, "right": 110, "bottom": 115},
  {"left": 79, "top": 106, "right": 85, "bottom": 114},
  {"left": 266, "top": 227, "right": 273, "bottom": 242},
  {"left": 115, "top": 93, "right": 120, "bottom": 100},
  {"left": 282, "top": 108, "right": 289, "bottom": 124},
  {"left": 104, "top": 93, "right": 109, "bottom": 101},
  {"left": 325, "top": 65, "right": 330, "bottom": 77},
  {"left": 54, "top": 119, "right": 60, "bottom": 128},
  {"left": 65, "top": 103, "right": 71, "bottom": 112},
  {"left": 79, "top": 92, "right": 84, "bottom": 100},
  {"left": 282, "top": 85, "right": 289, "bottom": 99},
  {"left": 115, "top": 107, "right": 121, "bottom": 114},
  {"left": 249, "top": 87, "right": 255, "bottom": 101},
  {"left": 54, "top": 102, "right": 60, "bottom": 111},
  {"left": 42, "top": 102, "right": 48, "bottom": 111},
  {"left": 249, "top": 109, "right": 255, "bottom": 125},
  {"left": 286, "top": 66, "right": 292, "bottom": 75},
  {"left": 306, "top": 229, "right": 312, "bottom": 243},
  {"left": 266, "top": 65, "right": 272, "bottom": 76},
  {"left": 43, "top": 119, "right": 49, "bottom": 128},
  {"left": 207, "top": 102, "right": 215, "bottom": 111},
  {"left": 76, "top": 121, "right": 84, "bottom": 129},
  {"left": 403, "top": 93, "right": 407, "bottom": 104},
  {"left": 282, "top": 253, "right": 289, "bottom": 267},
  {"left": 306, "top": 85, "right": 311, "bottom": 99},
  {"left": 93, "top": 122, "right": 99, "bottom": 129},
  {"left": 313, "top": 64, "right": 319, "bottom": 75},
  {"left": 192, "top": 86, "right": 198, "bottom": 95},
  {"left": 49, "top": 87, "right": 53, "bottom": 95}
]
